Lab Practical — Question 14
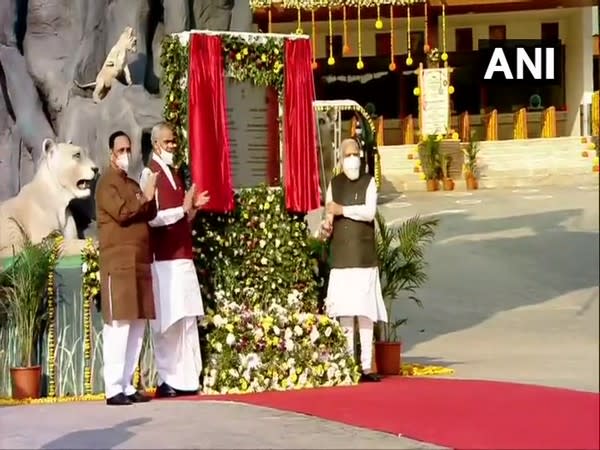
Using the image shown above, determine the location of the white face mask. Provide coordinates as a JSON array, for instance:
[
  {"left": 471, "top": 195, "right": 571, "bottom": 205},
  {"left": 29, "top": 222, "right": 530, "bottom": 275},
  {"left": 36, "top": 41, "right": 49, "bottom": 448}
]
[
  {"left": 116, "top": 154, "right": 129, "bottom": 172},
  {"left": 342, "top": 155, "right": 361, "bottom": 181},
  {"left": 160, "top": 149, "right": 174, "bottom": 166}
]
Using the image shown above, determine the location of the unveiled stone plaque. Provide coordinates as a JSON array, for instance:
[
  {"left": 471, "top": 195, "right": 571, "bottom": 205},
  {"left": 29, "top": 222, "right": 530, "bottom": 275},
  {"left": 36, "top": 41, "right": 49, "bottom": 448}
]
[{"left": 226, "top": 80, "right": 270, "bottom": 189}]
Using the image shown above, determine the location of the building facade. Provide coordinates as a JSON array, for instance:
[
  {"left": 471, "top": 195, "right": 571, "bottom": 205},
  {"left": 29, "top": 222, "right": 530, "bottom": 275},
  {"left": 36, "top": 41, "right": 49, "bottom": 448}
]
[{"left": 255, "top": 0, "right": 598, "bottom": 141}]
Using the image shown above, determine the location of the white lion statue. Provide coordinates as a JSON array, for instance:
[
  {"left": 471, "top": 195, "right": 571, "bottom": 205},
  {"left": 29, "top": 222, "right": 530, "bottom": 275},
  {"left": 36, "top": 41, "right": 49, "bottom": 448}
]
[{"left": 0, "top": 138, "right": 98, "bottom": 257}]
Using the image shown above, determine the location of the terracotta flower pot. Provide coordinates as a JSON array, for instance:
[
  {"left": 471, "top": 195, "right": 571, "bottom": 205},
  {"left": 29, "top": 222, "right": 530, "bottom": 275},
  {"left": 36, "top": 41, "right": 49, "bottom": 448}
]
[
  {"left": 442, "top": 178, "right": 455, "bottom": 191},
  {"left": 375, "top": 341, "right": 402, "bottom": 375},
  {"left": 10, "top": 366, "right": 42, "bottom": 400},
  {"left": 465, "top": 175, "right": 478, "bottom": 190},
  {"left": 426, "top": 179, "right": 439, "bottom": 192}
]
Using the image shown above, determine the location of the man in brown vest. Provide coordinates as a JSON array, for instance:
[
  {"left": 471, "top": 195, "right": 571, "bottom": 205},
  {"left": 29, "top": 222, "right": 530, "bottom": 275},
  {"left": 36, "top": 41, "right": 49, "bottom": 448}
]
[
  {"left": 140, "top": 122, "right": 209, "bottom": 397},
  {"left": 321, "top": 138, "right": 388, "bottom": 382},
  {"left": 96, "top": 130, "right": 158, "bottom": 405}
]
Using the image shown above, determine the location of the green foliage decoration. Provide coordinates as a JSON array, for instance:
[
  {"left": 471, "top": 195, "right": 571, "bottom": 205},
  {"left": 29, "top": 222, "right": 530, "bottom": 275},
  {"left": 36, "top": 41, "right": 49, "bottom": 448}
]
[
  {"left": 160, "top": 35, "right": 189, "bottom": 168},
  {"left": 221, "top": 35, "right": 284, "bottom": 95}
]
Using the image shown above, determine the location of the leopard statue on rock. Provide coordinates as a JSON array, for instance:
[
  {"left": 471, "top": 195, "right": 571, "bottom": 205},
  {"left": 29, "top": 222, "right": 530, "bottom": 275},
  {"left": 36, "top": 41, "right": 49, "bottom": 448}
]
[{"left": 74, "top": 26, "right": 137, "bottom": 103}]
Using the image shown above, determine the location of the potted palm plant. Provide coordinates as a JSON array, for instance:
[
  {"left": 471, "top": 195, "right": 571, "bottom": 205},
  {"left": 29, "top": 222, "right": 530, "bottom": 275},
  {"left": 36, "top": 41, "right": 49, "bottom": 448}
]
[
  {"left": 0, "top": 229, "right": 61, "bottom": 399},
  {"left": 441, "top": 153, "right": 455, "bottom": 191},
  {"left": 463, "top": 140, "right": 480, "bottom": 190},
  {"left": 374, "top": 211, "right": 438, "bottom": 375},
  {"left": 418, "top": 135, "right": 442, "bottom": 191}
]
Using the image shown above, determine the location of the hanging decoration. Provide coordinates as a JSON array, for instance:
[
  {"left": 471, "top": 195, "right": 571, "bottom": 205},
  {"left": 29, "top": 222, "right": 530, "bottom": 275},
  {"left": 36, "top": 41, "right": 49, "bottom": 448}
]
[
  {"left": 342, "top": 6, "right": 351, "bottom": 55},
  {"left": 405, "top": 4, "right": 413, "bottom": 66},
  {"left": 296, "top": 7, "right": 303, "bottom": 34},
  {"left": 423, "top": 0, "right": 429, "bottom": 53},
  {"left": 375, "top": 2, "right": 383, "bottom": 29},
  {"left": 251, "top": 0, "right": 425, "bottom": 10},
  {"left": 311, "top": 8, "right": 318, "bottom": 68},
  {"left": 327, "top": 6, "right": 335, "bottom": 65},
  {"left": 441, "top": 1, "right": 448, "bottom": 64},
  {"left": 389, "top": 5, "right": 396, "bottom": 71},
  {"left": 356, "top": 0, "right": 364, "bottom": 69},
  {"left": 268, "top": 6, "right": 273, "bottom": 32}
]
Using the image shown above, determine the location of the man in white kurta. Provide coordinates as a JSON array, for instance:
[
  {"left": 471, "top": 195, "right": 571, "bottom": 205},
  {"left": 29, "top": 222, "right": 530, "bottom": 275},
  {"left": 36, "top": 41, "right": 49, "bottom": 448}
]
[
  {"left": 140, "top": 122, "right": 210, "bottom": 397},
  {"left": 321, "top": 138, "right": 388, "bottom": 382}
]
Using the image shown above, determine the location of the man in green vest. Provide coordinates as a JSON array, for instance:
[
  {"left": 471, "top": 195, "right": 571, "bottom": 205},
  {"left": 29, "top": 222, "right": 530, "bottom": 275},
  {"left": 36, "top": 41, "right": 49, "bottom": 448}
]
[{"left": 319, "top": 138, "right": 388, "bottom": 382}]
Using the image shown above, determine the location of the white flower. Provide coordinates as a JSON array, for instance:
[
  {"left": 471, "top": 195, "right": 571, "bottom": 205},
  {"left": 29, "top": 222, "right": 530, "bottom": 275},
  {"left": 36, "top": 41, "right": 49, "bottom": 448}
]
[
  {"left": 214, "top": 342, "right": 223, "bottom": 353},
  {"left": 226, "top": 333, "right": 236, "bottom": 346},
  {"left": 210, "top": 369, "right": 217, "bottom": 377},
  {"left": 309, "top": 326, "right": 319, "bottom": 343},
  {"left": 228, "top": 368, "right": 239, "bottom": 378},
  {"left": 299, "top": 372, "right": 308, "bottom": 385},
  {"left": 293, "top": 325, "right": 303, "bottom": 336},
  {"left": 245, "top": 353, "right": 261, "bottom": 369},
  {"left": 260, "top": 257, "right": 268, "bottom": 265},
  {"left": 275, "top": 239, "right": 281, "bottom": 248},
  {"left": 242, "top": 370, "right": 251, "bottom": 381},
  {"left": 273, "top": 326, "right": 281, "bottom": 336},
  {"left": 213, "top": 314, "right": 227, "bottom": 327},
  {"left": 285, "top": 339, "right": 295, "bottom": 351},
  {"left": 81, "top": 262, "right": 88, "bottom": 273},
  {"left": 259, "top": 222, "right": 266, "bottom": 229},
  {"left": 324, "top": 327, "right": 332, "bottom": 337},
  {"left": 253, "top": 328, "right": 264, "bottom": 340},
  {"left": 311, "top": 351, "right": 319, "bottom": 361},
  {"left": 287, "top": 357, "right": 296, "bottom": 367},
  {"left": 259, "top": 239, "right": 266, "bottom": 248},
  {"left": 204, "top": 376, "right": 214, "bottom": 387},
  {"left": 284, "top": 328, "right": 293, "bottom": 340},
  {"left": 327, "top": 366, "right": 336, "bottom": 379}
]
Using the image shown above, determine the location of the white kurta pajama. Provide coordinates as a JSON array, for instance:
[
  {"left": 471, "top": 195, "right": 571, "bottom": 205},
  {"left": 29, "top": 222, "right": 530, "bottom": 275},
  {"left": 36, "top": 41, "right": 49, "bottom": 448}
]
[
  {"left": 325, "top": 177, "right": 387, "bottom": 371},
  {"left": 140, "top": 155, "right": 205, "bottom": 392}
]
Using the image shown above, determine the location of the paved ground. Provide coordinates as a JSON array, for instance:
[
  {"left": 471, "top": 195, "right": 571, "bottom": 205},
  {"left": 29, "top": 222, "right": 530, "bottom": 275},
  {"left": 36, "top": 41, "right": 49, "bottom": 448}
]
[
  {"left": 1, "top": 184, "right": 598, "bottom": 449},
  {"left": 374, "top": 185, "right": 599, "bottom": 393}
]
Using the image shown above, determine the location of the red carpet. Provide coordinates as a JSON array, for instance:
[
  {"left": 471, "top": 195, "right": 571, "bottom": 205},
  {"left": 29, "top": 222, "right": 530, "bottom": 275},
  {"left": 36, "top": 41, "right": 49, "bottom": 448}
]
[{"left": 177, "top": 377, "right": 600, "bottom": 450}]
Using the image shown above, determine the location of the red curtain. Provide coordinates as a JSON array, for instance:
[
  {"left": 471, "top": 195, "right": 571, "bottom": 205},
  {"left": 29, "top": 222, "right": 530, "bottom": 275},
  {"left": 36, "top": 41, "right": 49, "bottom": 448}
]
[
  {"left": 283, "top": 38, "right": 321, "bottom": 213},
  {"left": 188, "top": 33, "right": 234, "bottom": 213}
]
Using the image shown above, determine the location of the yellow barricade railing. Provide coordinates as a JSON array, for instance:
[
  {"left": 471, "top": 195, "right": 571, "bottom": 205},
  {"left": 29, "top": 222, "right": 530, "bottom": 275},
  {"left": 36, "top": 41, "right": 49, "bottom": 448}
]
[
  {"left": 377, "top": 116, "right": 384, "bottom": 147},
  {"left": 484, "top": 109, "right": 498, "bottom": 141},
  {"left": 592, "top": 91, "right": 599, "bottom": 138},
  {"left": 541, "top": 106, "right": 556, "bottom": 138},
  {"left": 513, "top": 107, "right": 528, "bottom": 139},
  {"left": 402, "top": 115, "right": 415, "bottom": 145}
]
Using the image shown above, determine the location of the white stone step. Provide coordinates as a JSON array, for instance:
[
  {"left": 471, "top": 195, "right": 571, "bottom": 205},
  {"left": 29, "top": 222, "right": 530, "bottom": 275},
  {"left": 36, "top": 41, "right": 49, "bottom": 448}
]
[{"left": 379, "top": 138, "right": 598, "bottom": 192}]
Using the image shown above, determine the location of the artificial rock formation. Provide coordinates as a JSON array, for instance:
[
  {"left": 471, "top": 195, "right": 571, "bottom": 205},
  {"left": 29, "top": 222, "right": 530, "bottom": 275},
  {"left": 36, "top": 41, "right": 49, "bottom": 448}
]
[{"left": 0, "top": 0, "right": 253, "bottom": 235}]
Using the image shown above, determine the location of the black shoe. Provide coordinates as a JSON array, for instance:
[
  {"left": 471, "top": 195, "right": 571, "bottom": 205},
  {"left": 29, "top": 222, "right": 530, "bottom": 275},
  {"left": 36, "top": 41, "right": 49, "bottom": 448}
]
[
  {"left": 127, "top": 391, "right": 152, "bottom": 403},
  {"left": 155, "top": 382, "right": 177, "bottom": 398},
  {"left": 106, "top": 393, "right": 133, "bottom": 406},
  {"left": 360, "top": 372, "right": 382, "bottom": 383},
  {"left": 173, "top": 388, "right": 198, "bottom": 397}
]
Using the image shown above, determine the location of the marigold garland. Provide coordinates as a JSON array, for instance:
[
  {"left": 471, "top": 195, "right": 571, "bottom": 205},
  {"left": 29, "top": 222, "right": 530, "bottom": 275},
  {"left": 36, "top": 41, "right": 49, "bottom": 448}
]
[
  {"left": 81, "top": 238, "right": 99, "bottom": 395},
  {"left": 45, "top": 236, "right": 63, "bottom": 398}
]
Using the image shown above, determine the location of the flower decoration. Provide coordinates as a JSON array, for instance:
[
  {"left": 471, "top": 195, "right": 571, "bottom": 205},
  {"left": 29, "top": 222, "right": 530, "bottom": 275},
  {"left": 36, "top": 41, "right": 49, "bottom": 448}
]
[{"left": 221, "top": 35, "right": 285, "bottom": 95}]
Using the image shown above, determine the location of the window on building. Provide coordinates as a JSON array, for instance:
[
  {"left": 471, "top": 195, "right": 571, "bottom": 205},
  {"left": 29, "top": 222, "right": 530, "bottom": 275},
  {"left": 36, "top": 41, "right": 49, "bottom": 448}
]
[
  {"left": 324, "top": 35, "right": 343, "bottom": 59},
  {"left": 375, "top": 33, "right": 392, "bottom": 56},
  {"left": 488, "top": 25, "right": 506, "bottom": 41},
  {"left": 455, "top": 27, "right": 473, "bottom": 52},
  {"left": 541, "top": 22, "right": 559, "bottom": 41}
]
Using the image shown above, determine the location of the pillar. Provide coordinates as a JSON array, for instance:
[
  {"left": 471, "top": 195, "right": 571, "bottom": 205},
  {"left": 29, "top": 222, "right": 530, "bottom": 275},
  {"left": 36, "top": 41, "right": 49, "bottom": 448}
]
[{"left": 565, "top": 7, "right": 595, "bottom": 136}]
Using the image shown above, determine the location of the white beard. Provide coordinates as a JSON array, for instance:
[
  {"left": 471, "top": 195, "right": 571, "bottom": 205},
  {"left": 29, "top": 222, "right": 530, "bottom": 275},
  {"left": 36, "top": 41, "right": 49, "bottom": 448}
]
[{"left": 343, "top": 167, "right": 360, "bottom": 180}]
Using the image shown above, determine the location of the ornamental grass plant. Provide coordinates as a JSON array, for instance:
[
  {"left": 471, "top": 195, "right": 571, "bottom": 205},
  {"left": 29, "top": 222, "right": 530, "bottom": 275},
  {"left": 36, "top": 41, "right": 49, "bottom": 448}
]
[{"left": 0, "top": 227, "right": 61, "bottom": 368}]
